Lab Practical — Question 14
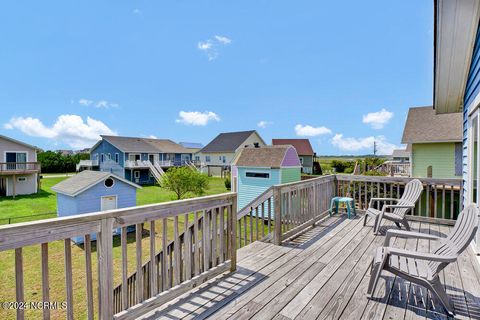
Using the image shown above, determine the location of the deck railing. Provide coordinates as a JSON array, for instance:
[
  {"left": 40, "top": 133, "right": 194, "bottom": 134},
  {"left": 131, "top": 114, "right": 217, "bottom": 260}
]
[
  {"left": 0, "top": 193, "right": 237, "bottom": 320},
  {"left": 335, "top": 175, "right": 463, "bottom": 223},
  {"left": 0, "top": 174, "right": 465, "bottom": 319},
  {"left": 0, "top": 162, "right": 40, "bottom": 172}
]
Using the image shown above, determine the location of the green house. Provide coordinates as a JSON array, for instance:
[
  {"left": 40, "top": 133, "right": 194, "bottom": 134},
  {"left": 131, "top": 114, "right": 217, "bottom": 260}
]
[{"left": 401, "top": 106, "right": 462, "bottom": 179}]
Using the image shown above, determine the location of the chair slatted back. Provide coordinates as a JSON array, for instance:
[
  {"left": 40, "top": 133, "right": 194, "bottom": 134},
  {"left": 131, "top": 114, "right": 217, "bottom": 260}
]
[
  {"left": 393, "top": 179, "right": 423, "bottom": 218},
  {"left": 428, "top": 204, "right": 479, "bottom": 276}
]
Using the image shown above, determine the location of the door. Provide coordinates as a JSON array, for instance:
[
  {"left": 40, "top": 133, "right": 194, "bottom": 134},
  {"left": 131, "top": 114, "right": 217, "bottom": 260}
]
[
  {"left": 0, "top": 178, "right": 6, "bottom": 196},
  {"left": 5, "top": 152, "right": 16, "bottom": 170},
  {"left": 101, "top": 195, "right": 117, "bottom": 211}
]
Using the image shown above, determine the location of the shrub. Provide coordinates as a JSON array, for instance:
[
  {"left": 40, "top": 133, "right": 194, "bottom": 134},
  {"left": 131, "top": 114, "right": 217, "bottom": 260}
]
[
  {"left": 161, "top": 167, "right": 210, "bottom": 200},
  {"left": 224, "top": 176, "right": 231, "bottom": 190}
]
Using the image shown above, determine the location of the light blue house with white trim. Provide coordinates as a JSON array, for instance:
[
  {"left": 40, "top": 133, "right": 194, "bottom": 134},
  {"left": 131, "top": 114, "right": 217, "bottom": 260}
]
[
  {"left": 231, "top": 145, "right": 301, "bottom": 211},
  {"left": 80, "top": 135, "right": 194, "bottom": 185},
  {"left": 52, "top": 170, "right": 141, "bottom": 243}
]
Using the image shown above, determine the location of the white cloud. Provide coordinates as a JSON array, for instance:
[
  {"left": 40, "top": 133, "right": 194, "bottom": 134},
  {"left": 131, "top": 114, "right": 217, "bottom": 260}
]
[
  {"left": 198, "top": 35, "right": 231, "bottom": 61},
  {"left": 78, "top": 99, "right": 93, "bottom": 106},
  {"left": 214, "top": 35, "right": 231, "bottom": 44},
  {"left": 4, "top": 114, "right": 117, "bottom": 148},
  {"left": 78, "top": 99, "right": 118, "bottom": 109},
  {"left": 132, "top": 8, "right": 142, "bottom": 15},
  {"left": 257, "top": 120, "right": 272, "bottom": 128},
  {"left": 362, "top": 108, "right": 394, "bottom": 129},
  {"left": 147, "top": 135, "right": 158, "bottom": 139},
  {"left": 331, "top": 134, "right": 398, "bottom": 155},
  {"left": 295, "top": 124, "right": 332, "bottom": 136},
  {"left": 176, "top": 111, "right": 220, "bottom": 126}
]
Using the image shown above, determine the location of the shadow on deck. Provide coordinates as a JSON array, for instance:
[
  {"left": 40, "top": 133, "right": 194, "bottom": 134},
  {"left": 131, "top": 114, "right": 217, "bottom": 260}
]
[{"left": 140, "top": 214, "right": 480, "bottom": 320}]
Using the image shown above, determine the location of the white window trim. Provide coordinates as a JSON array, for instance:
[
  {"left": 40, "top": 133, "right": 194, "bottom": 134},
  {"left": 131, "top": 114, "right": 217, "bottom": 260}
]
[
  {"left": 3, "top": 151, "right": 29, "bottom": 163},
  {"left": 104, "top": 178, "right": 115, "bottom": 188},
  {"left": 245, "top": 170, "right": 271, "bottom": 180},
  {"left": 115, "top": 153, "right": 119, "bottom": 163},
  {"left": 134, "top": 171, "right": 141, "bottom": 179}
]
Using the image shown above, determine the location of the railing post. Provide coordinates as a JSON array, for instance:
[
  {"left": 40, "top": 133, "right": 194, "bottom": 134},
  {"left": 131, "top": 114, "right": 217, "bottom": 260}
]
[
  {"left": 98, "top": 218, "right": 114, "bottom": 320},
  {"left": 230, "top": 194, "right": 237, "bottom": 272},
  {"left": 273, "top": 186, "right": 282, "bottom": 246}
]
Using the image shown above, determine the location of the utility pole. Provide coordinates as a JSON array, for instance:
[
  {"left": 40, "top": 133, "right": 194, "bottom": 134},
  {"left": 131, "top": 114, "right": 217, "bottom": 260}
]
[{"left": 373, "top": 140, "right": 377, "bottom": 156}]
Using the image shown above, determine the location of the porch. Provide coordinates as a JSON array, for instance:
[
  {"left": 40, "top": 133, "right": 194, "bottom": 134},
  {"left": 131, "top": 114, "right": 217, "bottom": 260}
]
[
  {"left": 0, "top": 174, "right": 476, "bottom": 320},
  {"left": 139, "top": 215, "right": 480, "bottom": 320},
  {"left": 0, "top": 162, "right": 40, "bottom": 175}
]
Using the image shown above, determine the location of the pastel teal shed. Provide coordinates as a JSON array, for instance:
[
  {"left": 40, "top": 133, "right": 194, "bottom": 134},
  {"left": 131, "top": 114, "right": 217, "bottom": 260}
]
[
  {"left": 52, "top": 170, "right": 141, "bottom": 243},
  {"left": 231, "top": 145, "right": 301, "bottom": 211}
]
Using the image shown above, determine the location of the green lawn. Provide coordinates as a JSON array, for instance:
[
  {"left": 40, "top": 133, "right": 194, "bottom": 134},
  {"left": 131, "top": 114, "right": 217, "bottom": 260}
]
[{"left": 0, "top": 176, "right": 228, "bottom": 225}]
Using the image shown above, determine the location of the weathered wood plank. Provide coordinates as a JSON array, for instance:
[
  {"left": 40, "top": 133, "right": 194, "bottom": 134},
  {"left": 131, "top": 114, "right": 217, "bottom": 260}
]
[
  {"left": 84, "top": 235, "right": 94, "bottom": 320},
  {"left": 41, "top": 243, "right": 50, "bottom": 320}
]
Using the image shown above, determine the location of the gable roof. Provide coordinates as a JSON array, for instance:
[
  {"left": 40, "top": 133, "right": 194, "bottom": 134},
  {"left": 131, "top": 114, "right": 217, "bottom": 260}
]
[
  {"left": 51, "top": 170, "right": 141, "bottom": 197},
  {"left": 200, "top": 130, "right": 264, "bottom": 153},
  {"left": 97, "top": 135, "right": 191, "bottom": 154},
  {"left": 232, "top": 145, "right": 299, "bottom": 168},
  {"left": 401, "top": 106, "right": 463, "bottom": 144},
  {"left": 271, "top": 139, "right": 314, "bottom": 155},
  {"left": 0, "top": 134, "right": 39, "bottom": 151},
  {"left": 392, "top": 149, "right": 410, "bottom": 158}
]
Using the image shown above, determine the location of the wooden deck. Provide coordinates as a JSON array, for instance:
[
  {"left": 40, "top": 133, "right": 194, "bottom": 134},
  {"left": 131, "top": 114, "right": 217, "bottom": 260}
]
[{"left": 139, "top": 213, "right": 480, "bottom": 320}]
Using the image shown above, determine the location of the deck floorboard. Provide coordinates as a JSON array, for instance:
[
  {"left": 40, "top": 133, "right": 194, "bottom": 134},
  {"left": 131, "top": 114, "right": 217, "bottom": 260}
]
[{"left": 139, "top": 214, "right": 480, "bottom": 320}]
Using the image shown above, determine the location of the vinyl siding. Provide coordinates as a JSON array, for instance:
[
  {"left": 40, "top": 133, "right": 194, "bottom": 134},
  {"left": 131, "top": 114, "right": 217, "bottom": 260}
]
[
  {"left": 237, "top": 167, "right": 280, "bottom": 211},
  {"left": 280, "top": 167, "right": 301, "bottom": 184},
  {"left": 91, "top": 139, "right": 124, "bottom": 166},
  {"left": 412, "top": 143, "right": 460, "bottom": 179},
  {"left": 463, "top": 24, "right": 480, "bottom": 206}
]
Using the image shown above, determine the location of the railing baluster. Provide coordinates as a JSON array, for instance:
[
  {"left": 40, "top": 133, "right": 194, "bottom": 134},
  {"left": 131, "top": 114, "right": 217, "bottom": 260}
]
[
  {"left": 173, "top": 216, "right": 181, "bottom": 286},
  {"left": 150, "top": 221, "right": 157, "bottom": 295},
  {"left": 84, "top": 235, "right": 94, "bottom": 320},
  {"left": 136, "top": 223, "right": 143, "bottom": 302},
  {"left": 64, "top": 238, "right": 74, "bottom": 320},
  {"left": 162, "top": 218, "right": 169, "bottom": 290},
  {"left": 15, "top": 248, "right": 24, "bottom": 320},
  {"left": 212, "top": 208, "right": 218, "bottom": 267},
  {"left": 98, "top": 218, "right": 114, "bottom": 320},
  {"left": 121, "top": 227, "right": 128, "bottom": 310},
  {"left": 185, "top": 213, "right": 192, "bottom": 280},
  {"left": 219, "top": 207, "right": 225, "bottom": 263},
  {"left": 203, "top": 210, "right": 210, "bottom": 272},
  {"left": 41, "top": 243, "right": 50, "bottom": 320}
]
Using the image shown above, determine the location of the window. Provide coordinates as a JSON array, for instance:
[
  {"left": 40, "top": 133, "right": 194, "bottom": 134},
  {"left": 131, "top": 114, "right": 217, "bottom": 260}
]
[
  {"left": 5, "top": 152, "right": 27, "bottom": 170},
  {"left": 115, "top": 153, "right": 119, "bottom": 163},
  {"left": 468, "top": 112, "right": 479, "bottom": 203},
  {"left": 219, "top": 156, "right": 222, "bottom": 160},
  {"left": 101, "top": 154, "right": 105, "bottom": 162},
  {"left": 134, "top": 171, "right": 140, "bottom": 179},
  {"left": 299, "top": 157, "right": 304, "bottom": 164},
  {"left": 107, "top": 153, "right": 111, "bottom": 160},
  {"left": 206, "top": 156, "right": 211, "bottom": 162},
  {"left": 104, "top": 178, "right": 114, "bottom": 188},
  {"left": 17, "top": 177, "right": 27, "bottom": 182},
  {"left": 222, "top": 156, "right": 226, "bottom": 163},
  {"left": 246, "top": 172, "right": 270, "bottom": 178},
  {"left": 195, "top": 156, "right": 200, "bottom": 161}
]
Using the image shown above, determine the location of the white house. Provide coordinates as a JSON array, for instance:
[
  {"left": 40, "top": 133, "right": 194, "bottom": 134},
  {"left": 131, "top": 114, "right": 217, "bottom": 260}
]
[
  {"left": 196, "top": 130, "right": 266, "bottom": 176},
  {"left": 0, "top": 135, "right": 40, "bottom": 197}
]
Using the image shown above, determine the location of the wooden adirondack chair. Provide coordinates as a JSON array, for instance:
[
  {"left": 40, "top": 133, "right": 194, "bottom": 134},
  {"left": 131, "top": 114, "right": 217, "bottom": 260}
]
[
  {"left": 364, "top": 179, "right": 423, "bottom": 235},
  {"left": 367, "top": 204, "right": 479, "bottom": 315}
]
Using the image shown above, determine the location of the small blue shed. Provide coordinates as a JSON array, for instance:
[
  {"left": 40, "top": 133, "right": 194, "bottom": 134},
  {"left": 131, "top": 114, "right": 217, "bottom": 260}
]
[{"left": 52, "top": 170, "right": 141, "bottom": 243}]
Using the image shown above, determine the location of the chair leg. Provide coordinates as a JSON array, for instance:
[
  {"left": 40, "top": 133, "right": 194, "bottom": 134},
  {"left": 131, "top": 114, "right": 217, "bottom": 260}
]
[
  {"left": 368, "top": 257, "right": 386, "bottom": 297},
  {"left": 429, "top": 278, "right": 454, "bottom": 316},
  {"left": 374, "top": 215, "right": 382, "bottom": 235},
  {"left": 363, "top": 212, "right": 369, "bottom": 226},
  {"left": 401, "top": 218, "right": 411, "bottom": 231}
]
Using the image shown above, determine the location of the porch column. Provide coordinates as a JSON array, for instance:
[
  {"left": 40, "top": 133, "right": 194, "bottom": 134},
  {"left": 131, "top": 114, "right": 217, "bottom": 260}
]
[{"left": 12, "top": 175, "right": 16, "bottom": 199}]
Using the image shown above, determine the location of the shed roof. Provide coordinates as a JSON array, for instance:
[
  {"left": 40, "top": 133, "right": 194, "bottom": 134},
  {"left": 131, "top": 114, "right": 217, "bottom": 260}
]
[
  {"left": 232, "top": 145, "right": 299, "bottom": 168},
  {"left": 271, "top": 139, "right": 314, "bottom": 155},
  {"left": 98, "top": 135, "right": 191, "bottom": 154},
  {"left": 401, "top": 106, "right": 462, "bottom": 144},
  {"left": 200, "top": 130, "right": 263, "bottom": 153},
  {"left": 392, "top": 149, "right": 410, "bottom": 158},
  {"left": 51, "top": 170, "right": 141, "bottom": 197}
]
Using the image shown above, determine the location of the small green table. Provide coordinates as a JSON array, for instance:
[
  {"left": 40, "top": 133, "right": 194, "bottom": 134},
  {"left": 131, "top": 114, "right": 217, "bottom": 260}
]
[{"left": 330, "top": 196, "right": 356, "bottom": 219}]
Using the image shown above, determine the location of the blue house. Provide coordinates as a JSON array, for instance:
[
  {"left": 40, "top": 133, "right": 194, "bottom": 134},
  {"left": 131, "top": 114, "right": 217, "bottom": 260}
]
[
  {"left": 231, "top": 145, "right": 302, "bottom": 211},
  {"left": 51, "top": 170, "right": 141, "bottom": 243},
  {"left": 81, "top": 135, "right": 194, "bottom": 185}
]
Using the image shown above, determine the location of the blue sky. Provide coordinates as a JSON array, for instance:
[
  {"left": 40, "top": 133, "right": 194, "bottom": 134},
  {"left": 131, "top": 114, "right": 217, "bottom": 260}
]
[{"left": 0, "top": 0, "right": 433, "bottom": 155}]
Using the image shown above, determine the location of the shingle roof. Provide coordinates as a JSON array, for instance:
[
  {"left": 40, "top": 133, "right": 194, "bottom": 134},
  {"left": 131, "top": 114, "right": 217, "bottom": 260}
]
[
  {"left": 100, "top": 136, "right": 191, "bottom": 153},
  {"left": 233, "top": 145, "right": 293, "bottom": 168},
  {"left": 200, "top": 130, "right": 262, "bottom": 153},
  {"left": 51, "top": 170, "right": 141, "bottom": 197},
  {"left": 401, "top": 106, "right": 463, "bottom": 144},
  {"left": 392, "top": 149, "right": 410, "bottom": 158},
  {"left": 271, "top": 139, "right": 314, "bottom": 155}
]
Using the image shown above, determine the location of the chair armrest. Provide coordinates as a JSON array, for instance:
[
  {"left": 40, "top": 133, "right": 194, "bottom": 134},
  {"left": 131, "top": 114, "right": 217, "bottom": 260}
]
[
  {"left": 368, "top": 198, "right": 399, "bottom": 208},
  {"left": 384, "top": 229, "right": 441, "bottom": 246},
  {"left": 385, "top": 247, "right": 457, "bottom": 263}
]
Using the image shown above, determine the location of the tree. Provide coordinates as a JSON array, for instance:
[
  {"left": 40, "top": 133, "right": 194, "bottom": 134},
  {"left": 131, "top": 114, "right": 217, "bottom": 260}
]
[{"left": 161, "top": 167, "right": 209, "bottom": 200}]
